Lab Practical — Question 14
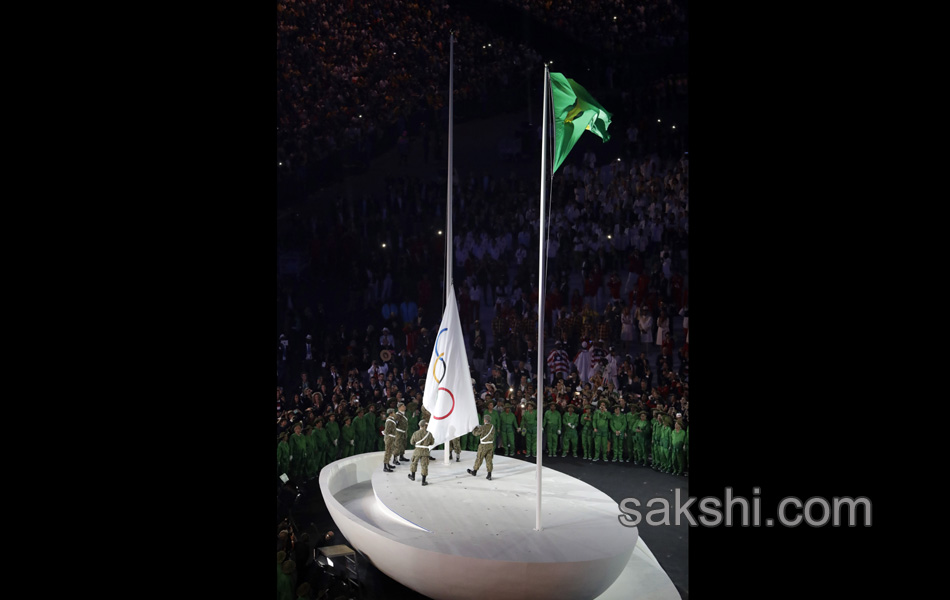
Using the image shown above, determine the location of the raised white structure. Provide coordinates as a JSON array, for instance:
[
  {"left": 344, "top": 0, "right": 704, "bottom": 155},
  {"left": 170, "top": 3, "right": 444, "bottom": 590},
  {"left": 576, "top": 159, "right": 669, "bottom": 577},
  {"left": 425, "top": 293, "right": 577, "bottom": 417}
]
[{"left": 319, "top": 451, "right": 680, "bottom": 600}]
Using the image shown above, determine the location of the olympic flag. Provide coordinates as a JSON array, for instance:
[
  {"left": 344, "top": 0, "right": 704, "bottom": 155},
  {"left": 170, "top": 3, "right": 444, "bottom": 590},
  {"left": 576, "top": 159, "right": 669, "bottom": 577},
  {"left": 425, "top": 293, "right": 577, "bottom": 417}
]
[{"left": 422, "top": 286, "right": 480, "bottom": 449}]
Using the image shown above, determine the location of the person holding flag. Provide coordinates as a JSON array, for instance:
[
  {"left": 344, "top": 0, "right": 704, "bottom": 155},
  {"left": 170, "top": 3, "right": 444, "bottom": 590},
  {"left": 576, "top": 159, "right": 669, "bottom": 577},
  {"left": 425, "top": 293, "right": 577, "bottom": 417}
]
[{"left": 382, "top": 408, "right": 398, "bottom": 472}]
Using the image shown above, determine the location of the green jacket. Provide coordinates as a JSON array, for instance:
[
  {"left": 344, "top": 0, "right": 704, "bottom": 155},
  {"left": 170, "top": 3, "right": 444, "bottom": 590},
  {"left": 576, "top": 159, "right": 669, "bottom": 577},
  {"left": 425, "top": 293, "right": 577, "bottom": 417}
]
[
  {"left": 624, "top": 412, "right": 639, "bottom": 433},
  {"left": 311, "top": 427, "right": 328, "bottom": 452},
  {"left": 500, "top": 411, "right": 518, "bottom": 431},
  {"left": 353, "top": 414, "right": 367, "bottom": 436},
  {"left": 609, "top": 413, "right": 626, "bottom": 436},
  {"left": 522, "top": 409, "right": 537, "bottom": 432},
  {"left": 341, "top": 424, "right": 355, "bottom": 443},
  {"left": 580, "top": 411, "right": 594, "bottom": 430},
  {"left": 325, "top": 420, "right": 340, "bottom": 444},
  {"left": 289, "top": 432, "right": 309, "bottom": 462},
  {"left": 593, "top": 410, "right": 610, "bottom": 434},
  {"left": 544, "top": 409, "right": 561, "bottom": 431},
  {"left": 562, "top": 411, "right": 579, "bottom": 433},
  {"left": 671, "top": 429, "right": 686, "bottom": 449},
  {"left": 276, "top": 441, "right": 290, "bottom": 474}
]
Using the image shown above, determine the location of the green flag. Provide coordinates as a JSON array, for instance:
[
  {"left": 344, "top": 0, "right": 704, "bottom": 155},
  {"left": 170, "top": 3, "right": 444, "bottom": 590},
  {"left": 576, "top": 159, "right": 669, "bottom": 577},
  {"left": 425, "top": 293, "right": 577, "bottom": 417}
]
[{"left": 549, "top": 72, "right": 612, "bottom": 174}]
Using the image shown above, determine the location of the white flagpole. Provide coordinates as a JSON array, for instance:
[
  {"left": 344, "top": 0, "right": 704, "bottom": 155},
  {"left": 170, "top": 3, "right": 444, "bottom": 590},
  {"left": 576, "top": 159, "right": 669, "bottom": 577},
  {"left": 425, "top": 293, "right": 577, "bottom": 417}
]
[
  {"left": 444, "top": 32, "right": 455, "bottom": 466},
  {"left": 535, "top": 64, "right": 552, "bottom": 532}
]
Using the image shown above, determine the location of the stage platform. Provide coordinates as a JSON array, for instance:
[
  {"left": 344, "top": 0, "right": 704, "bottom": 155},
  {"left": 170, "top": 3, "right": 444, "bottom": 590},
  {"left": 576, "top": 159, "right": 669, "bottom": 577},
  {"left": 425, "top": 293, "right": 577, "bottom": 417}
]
[{"left": 320, "top": 451, "right": 679, "bottom": 600}]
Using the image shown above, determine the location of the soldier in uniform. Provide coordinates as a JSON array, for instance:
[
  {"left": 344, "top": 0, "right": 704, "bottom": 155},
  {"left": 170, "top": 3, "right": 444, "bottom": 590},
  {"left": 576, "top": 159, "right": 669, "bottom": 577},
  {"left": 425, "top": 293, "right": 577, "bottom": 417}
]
[
  {"left": 561, "top": 404, "right": 579, "bottom": 457},
  {"left": 407, "top": 420, "right": 435, "bottom": 486},
  {"left": 592, "top": 403, "right": 610, "bottom": 462},
  {"left": 521, "top": 401, "right": 538, "bottom": 458},
  {"left": 609, "top": 405, "right": 626, "bottom": 462},
  {"left": 467, "top": 414, "right": 496, "bottom": 480},
  {"left": 544, "top": 402, "right": 561, "bottom": 457},
  {"left": 499, "top": 403, "right": 517, "bottom": 456},
  {"left": 394, "top": 402, "right": 409, "bottom": 461},
  {"left": 449, "top": 435, "right": 462, "bottom": 462},
  {"left": 580, "top": 405, "right": 594, "bottom": 459},
  {"left": 382, "top": 408, "right": 398, "bottom": 472}
]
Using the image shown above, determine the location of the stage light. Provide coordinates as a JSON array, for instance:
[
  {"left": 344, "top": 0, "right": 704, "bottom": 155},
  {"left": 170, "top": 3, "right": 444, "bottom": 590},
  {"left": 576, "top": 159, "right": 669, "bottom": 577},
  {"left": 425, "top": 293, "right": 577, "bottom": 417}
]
[
  {"left": 607, "top": 235, "right": 612, "bottom": 239},
  {"left": 437, "top": 230, "right": 443, "bottom": 235},
  {"left": 382, "top": 243, "right": 386, "bottom": 248},
  {"left": 657, "top": 119, "right": 661, "bottom": 123},
  {"left": 279, "top": 161, "right": 283, "bottom": 166},
  {"left": 672, "top": 125, "right": 676, "bottom": 129},
  {"left": 488, "top": 43, "right": 492, "bottom": 47}
]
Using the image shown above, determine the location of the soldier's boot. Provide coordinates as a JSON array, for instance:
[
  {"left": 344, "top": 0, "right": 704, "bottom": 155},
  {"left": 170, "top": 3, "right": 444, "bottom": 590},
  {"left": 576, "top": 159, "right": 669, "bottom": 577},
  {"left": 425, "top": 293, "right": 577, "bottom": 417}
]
[
  {"left": 467, "top": 469, "right": 477, "bottom": 476},
  {"left": 456, "top": 455, "right": 460, "bottom": 462},
  {"left": 408, "top": 472, "right": 415, "bottom": 481},
  {"left": 384, "top": 464, "right": 393, "bottom": 473},
  {"left": 486, "top": 471, "right": 492, "bottom": 480},
  {"left": 421, "top": 475, "right": 428, "bottom": 486}
]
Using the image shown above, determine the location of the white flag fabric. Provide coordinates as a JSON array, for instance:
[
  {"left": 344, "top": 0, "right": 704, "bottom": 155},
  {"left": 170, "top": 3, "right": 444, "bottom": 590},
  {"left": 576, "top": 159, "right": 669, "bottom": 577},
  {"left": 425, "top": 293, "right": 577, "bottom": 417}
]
[{"left": 422, "top": 287, "right": 479, "bottom": 448}]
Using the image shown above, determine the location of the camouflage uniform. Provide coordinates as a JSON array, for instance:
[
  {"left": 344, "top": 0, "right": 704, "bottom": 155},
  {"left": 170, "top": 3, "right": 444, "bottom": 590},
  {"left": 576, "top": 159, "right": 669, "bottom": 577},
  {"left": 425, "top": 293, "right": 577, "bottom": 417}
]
[
  {"left": 408, "top": 423, "right": 435, "bottom": 484},
  {"left": 467, "top": 416, "right": 496, "bottom": 479}
]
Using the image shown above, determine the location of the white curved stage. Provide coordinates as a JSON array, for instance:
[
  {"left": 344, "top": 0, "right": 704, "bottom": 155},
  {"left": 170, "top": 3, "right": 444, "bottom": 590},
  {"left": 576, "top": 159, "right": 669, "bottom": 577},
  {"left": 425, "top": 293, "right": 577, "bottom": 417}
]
[{"left": 319, "top": 451, "right": 680, "bottom": 600}]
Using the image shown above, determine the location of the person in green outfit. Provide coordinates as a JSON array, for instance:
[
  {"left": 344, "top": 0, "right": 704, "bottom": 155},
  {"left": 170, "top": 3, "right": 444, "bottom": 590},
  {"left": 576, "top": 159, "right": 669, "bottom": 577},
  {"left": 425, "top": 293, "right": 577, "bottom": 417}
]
[
  {"left": 561, "top": 404, "right": 579, "bottom": 457},
  {"left": 288, "top": 423, "right": 309, "bottom": 481},
  {"left": 352, "top": 408, "right": 367, "bottom": 454},
  {"left": 303, "top": 425, "right": 319, "bottom": 481},
  {"left": 650, "top": 411, "right": 663, "bottom": 470},
  {"left": 340, "top": 416, "right": 356, "bottom": 458},
  {"left": 277, "top": 432, "right": 291, "bottom": 480},
  {"left": 544, "top": 402, "right": 562, "bottom": 457},
  {"left": 580, "top": 406, "right": 594, "bottom": 459},
  {"left": 624, "top": 405, "right": 639, "bottom": 462},
  {"left": 670, "top": 419, "right": 686, "bottom": 475},
  {"left": 325, "top": 413, "right": 340, "bottom": 463},
  {"left": 364, "top": 405, "right": 378, "bottom": 453},
  {"left": 592, "top": 403, "right": 610, "bottom": 462},
  {"left": 467, "top": 413, "right": 496, "bottom": 480},
  {"left": 499, "top": 403, "right": 517, "bottom": 456},
  {"left": 311, "top": 418, "right": 329, "bottom": 473},
  {"left": 408, "top": 419, "right": 435, "bottom": 486},
  {"left": 659, "top": 415, "right": 673, "bottom": 473},
  {"left": 632, "top": 411, "right": 649, "bottom": 465},
  {"left": 610, "top": 405, "right": 626, "bottom": 462},
  {"left": 522, "top": 401, "right": 538, "bottom": 458},
  {"left": 684, "top": 422, "right": 689, "bottom": 475},
  {"left": 277, "top": 559, "right": 296, "bottom": 600}
]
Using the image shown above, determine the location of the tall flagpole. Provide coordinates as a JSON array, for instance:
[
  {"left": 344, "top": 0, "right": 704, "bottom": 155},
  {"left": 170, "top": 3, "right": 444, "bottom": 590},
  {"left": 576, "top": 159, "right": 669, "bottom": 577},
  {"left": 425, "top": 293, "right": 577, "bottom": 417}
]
[
  {"left": 535, "top": 64, "right": 552, "bottom": 532},
  {"left": 444, "top": 32, "right": 455, "bottom": 466}
]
